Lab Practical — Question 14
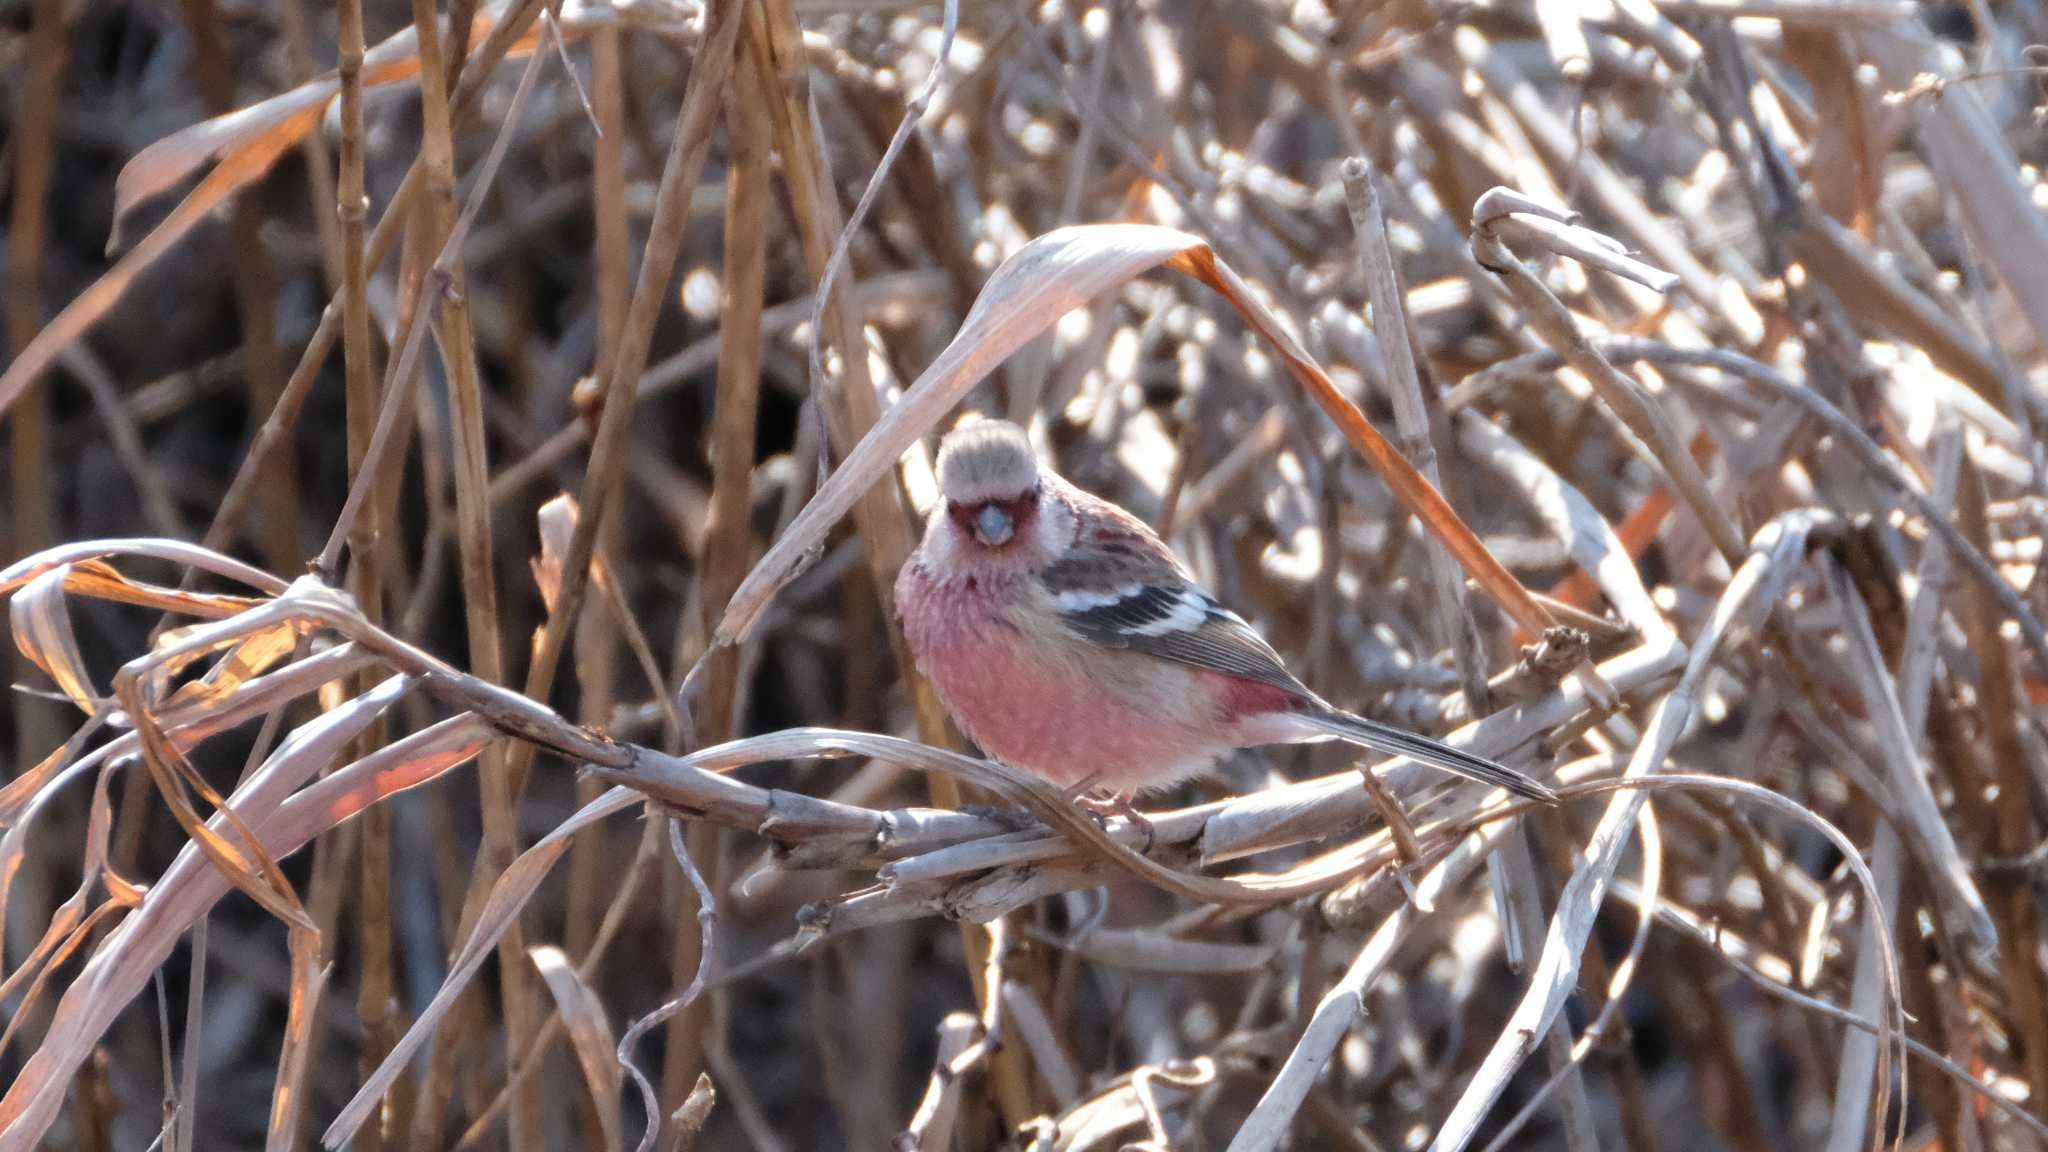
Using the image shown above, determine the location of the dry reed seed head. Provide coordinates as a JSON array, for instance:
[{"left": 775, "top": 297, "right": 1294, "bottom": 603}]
[{"left": 935, "top": 419, "right": 1040, "bottom": 506}]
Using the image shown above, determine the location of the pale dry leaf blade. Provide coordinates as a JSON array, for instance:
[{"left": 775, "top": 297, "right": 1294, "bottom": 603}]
[
  {"left": 10, "top": 566, "right": 102, "bottom": 714},
  {"left": 254, "top": 675, "right": 417, "bottom": 788},
  {"left": 163, "top": 623, "right": 301, "bottom": 710},
  {"left": 110, "top": 14, "right": 449, "bottom": 233},
  {"left": 276, "top": 714, "right": 492, "bottom": 824},
  {"left": 530, "top": 945, "right": 625, "bottom": 1152},
  {"left": 124, "top": 694, "right": 317, "bottom": 936},
  {"left": 264, "top": 929, "right": 328, "bottom": 1152},
  {"left": 113, "top": 96, "right": 334, "bottom": 236},
  {"left": 0, "top": 539, "right": 290, "bottom": 597},
  {"left": 0, "top": 726, "right": 97, "bottom": 827},
  {"left": 715, "top": 223, "right": 1207, "bottom": 645},
  {"left": 63, "top": 564, "right": 268, "bottom": 620}
]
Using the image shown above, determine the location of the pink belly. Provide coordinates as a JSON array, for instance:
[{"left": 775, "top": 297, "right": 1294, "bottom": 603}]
[{"left": 899, "top": 568, "right": 1227, "bottom": 791}]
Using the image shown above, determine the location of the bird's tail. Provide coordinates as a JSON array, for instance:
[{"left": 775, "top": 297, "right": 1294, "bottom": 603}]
[{"left": 1294, "top": 708, "right": 1559, "bottom": 803}]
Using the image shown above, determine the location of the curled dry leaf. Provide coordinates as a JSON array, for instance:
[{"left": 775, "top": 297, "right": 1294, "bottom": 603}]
[
  {"left": 0, "top": 762, "right": 134, "bottom": 1062},
  {"left": 0, "top": 705, "right": 484, "bottom": 1150},
  {"left": 53, "top": 564, "right": 269, "bottom": 620},
  {"left": 0, "top": 540, "right": 290, "bottom": 599},
  {"left": 529, "top": 945, "right": 624, "bottom": 1152},
  {"left": 117, "top": 668, "right": 317, "bottom": 937},
  {"left": 9, "top": 567, "right": 103, "bottom": 714},
  {"left": 159, "top": 623, "right": 302, "bottom": 711},
  {"left": 1469, "top": 188, "right": 1681, "bottom": 292}
]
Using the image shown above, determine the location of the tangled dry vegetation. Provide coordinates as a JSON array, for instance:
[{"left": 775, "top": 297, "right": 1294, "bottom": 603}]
[{"left": 6, "top": 0, "right": 2048, "bottom": 1147}]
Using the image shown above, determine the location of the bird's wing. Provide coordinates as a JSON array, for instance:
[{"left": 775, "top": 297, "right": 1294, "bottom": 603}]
[{"left": 1039, "top": 490, "right": 1307, "bottom": 694}]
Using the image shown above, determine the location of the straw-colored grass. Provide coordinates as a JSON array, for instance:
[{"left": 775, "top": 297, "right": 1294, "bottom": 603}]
[{"left": 6, "top": 1, "right": 2048, "bottom": 1149}]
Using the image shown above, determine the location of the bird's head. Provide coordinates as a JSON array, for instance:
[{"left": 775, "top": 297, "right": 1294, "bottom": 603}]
[
  {"left": 917, "top": 419, "right": 1074, "bottom": 583},
  {"left": 936, "top": 419, "right": 1042, "bottom": 549}
]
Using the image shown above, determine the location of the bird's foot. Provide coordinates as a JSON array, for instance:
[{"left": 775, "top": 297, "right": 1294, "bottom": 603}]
[{"left": 1066, "top": 786, "right": 1156, "bottom": 854}]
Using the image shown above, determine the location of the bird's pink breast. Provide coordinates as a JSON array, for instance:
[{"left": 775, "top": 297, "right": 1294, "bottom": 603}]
[{"left": 896, "top": 563, "right": 1236, "bottom": 791}]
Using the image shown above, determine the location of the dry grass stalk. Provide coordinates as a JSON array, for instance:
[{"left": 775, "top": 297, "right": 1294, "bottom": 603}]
[
  {"left": 6, "top": 0, "right": 70, "bottom": 899},
  {"left": 406, "top": 0, "right": 531, "bottom": 1143},
  {"left": 14, "top": 4, "right": 2048, "bottom": 1149}
]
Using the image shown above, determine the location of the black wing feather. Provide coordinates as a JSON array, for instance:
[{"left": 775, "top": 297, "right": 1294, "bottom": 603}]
[
  {"left": 1038, "top": 482, "right": 1309, "bottom": 693},
  {"left": 1045, "top": 565, "right": 1306, "bottom": 693}
]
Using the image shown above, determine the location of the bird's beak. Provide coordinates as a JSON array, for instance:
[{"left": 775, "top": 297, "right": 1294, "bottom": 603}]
[{"left": 973, "top": 502, "right": 1014, "bottom": 546}]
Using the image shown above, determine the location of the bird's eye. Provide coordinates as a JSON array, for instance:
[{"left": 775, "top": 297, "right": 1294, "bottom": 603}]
[{"left": 973, "top": 502, "right": 1015, "bottom": 546}]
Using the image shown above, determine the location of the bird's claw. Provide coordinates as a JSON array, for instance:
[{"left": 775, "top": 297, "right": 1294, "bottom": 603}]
[{"left": 1068, "top": 787, "right": 1156, "bottom": 854}]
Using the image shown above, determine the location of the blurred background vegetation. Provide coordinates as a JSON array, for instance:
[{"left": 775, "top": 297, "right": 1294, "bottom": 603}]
[{"left": 6, "top": 0, "right": 2048, "bottom": 1148}]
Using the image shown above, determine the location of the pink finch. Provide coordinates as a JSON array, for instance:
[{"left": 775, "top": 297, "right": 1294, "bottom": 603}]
[{"left": 894, "top": 419, "right": 1557, "bottom": 805}]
